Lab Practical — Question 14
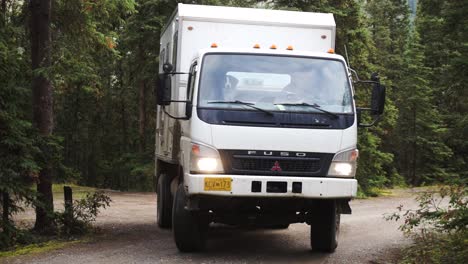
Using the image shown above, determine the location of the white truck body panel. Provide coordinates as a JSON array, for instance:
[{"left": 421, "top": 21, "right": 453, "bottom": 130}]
[
  {"left": 156, "top": 4, "right": 337, "bottom": 162},
  {"left": 186, "top": 174, "right": 357, "bottom": 198},
  {"left": 177, "top": 4, "right": 335, "bottom": 77},
  {"left": 156, "top": 4, "right": 357, "bottom": 200}
]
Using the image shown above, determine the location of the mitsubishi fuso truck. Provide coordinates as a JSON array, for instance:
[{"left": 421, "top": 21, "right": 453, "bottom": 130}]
[{"left": 154, "top": 4, "right": 386, "bottom": 253}]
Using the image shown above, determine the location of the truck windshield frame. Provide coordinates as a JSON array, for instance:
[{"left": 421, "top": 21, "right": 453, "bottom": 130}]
[{"left": 196, "top": 53, "right": 354, "bottom": 115}]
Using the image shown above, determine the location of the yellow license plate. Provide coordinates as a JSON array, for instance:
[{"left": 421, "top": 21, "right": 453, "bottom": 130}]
[{"left": 204, "top": 177, "right": 232, "bottom": 191}]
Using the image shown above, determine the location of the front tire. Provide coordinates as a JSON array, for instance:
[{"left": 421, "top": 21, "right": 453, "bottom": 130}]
[
  {"left": 310, "top": 200, "right": 340, "bottom": 253},
  {"left": 157, "top": 173, "right": 172, "bottom": 228},
  {"left": 173, "top": 184, "right": 208, "bottom": 252}
]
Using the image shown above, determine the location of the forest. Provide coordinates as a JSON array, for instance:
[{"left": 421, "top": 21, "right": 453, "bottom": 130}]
[{"left": 0, "top": 0, "right": 466, "bottom": 247}]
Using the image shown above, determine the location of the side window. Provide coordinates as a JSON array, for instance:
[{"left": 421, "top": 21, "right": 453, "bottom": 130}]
[
  {"left": 172, "top": 31, "right": 178, "bottom": 69},
  {"left": 187, "top": 62, "right": 197, "bottom": 100},
  {"left": 165, "top": 43, "right": 170, "bottom": 63},
  {"left": 159, "top": 48, "right": 166, "bottom": 72}
]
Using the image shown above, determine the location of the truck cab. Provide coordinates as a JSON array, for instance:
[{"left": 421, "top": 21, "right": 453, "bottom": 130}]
[{"left": 155, "top": 4, "right": 385, "bottom": 253}]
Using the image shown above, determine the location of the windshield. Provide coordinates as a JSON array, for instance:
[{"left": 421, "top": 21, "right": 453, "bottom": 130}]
[{"left": 198, "top": 54, "right": 353, "bottom": 114}]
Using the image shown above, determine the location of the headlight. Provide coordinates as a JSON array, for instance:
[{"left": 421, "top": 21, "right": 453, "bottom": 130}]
[
  {"left": 327, "top": 148, "right": 359, "bottom": 178},
  {"left": 190, "top": 143, "right": 224, "bottom": 173}
]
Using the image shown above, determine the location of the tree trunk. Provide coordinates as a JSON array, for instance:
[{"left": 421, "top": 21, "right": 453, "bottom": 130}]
[
  {"left": 411, "top": 104, "right": 418, "bottom": 185},
  {"left": 1, "top": 0, "right": 6, "bottom": 22},
  {"left": 1, "top": 191, "right": 11, "bottom": 242},
  {"left": 138, "top": 79, "right": 147, "bottom": 153},
  {"left": 138, "top": 45, "right": 147, "bottom": 154},
  {"left": 30, "top": 0, "right": 54, "bottom": 233},
  {"left": 2, "top": 192, "right": 9, "bottom": 225}
]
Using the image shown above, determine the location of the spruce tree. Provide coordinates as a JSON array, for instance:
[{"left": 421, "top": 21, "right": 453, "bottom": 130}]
[
  {"left": 416, "top": 0, "right": 467, "bottom": 183},
  {"left": 396, "top": 30, "right": 452, "bottom": 185},
  {"left": 0, "top": 0, "right": 39, "bottom": 246},
  {"left": 366, "top": 0, "right": 412, "bottom": 186},
  {"left": 434, "top": 0, "right": 468, "bottom": 182}
]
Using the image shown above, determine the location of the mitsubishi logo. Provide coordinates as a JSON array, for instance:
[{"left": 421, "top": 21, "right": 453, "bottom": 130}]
[{"left": 271, "top": 161, "right": 282, "bottom": 172}]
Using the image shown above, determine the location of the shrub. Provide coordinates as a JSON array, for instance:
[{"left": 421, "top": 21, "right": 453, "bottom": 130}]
[
  {"left": 386, "top": 185, "right": 468, "bottom": 263},
  {"left": 55, "top": 191, "right": 111, "bottom": 236}
]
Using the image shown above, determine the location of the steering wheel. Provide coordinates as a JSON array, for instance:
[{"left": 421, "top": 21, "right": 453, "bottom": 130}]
[
  {"left": 257, "top": 96, "right": 275, "bottom": 103},
  {"left": 273, "top": 91, "right": 303, "bottom": 104}
]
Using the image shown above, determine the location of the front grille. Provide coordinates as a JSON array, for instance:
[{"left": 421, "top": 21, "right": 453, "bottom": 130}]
[
  {"left": 234, "top": 156, "right": 321, "bottom": 173},
  {"left": 219, "top": 150, "right": 334, "bottom": 177}
]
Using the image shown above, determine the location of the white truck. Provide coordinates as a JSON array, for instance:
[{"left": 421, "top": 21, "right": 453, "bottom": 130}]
[{"left": 155, "top": 4, "right": 385, "bottom": 253}]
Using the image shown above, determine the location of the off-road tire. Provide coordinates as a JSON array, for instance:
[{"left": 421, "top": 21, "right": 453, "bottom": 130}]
[
  {"left": 310, "top": 200, "right": 340, "bottom": 253},
  {"left": 172, "top": 184, "right": 208, "bottom": 252},
  {"left": 157, "top": 173, "right": 172, "bottom": 228}
]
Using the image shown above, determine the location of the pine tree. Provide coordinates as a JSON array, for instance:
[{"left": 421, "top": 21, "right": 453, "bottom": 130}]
[
  {"left": 366, "top": 0, "right": 412, "bottom": 186},
  {"left": 0, "top": 0, "right": 39, "bottom": 246},
  {"left": 434, "top": 0, "right": 468, "bottom": 182},
  {"left": 396, "top": 30, "right": 452, "bottom": 185},
  {"left": 30, "top": 0, "right": 55, "bottom": 233},
  {"left": 416, "top": 0, "right": 467, "bottom": 183}
]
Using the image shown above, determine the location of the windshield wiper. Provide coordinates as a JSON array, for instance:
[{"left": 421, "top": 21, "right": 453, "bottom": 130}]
[
  {"left": 207, "top": 100, "right": 274, "bottom": 116},
  {"left": 274, "top": 102, "right": 339, "bottom": 119}
]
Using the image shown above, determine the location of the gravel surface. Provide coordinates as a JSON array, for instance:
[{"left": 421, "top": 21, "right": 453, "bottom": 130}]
[{"left": 3, "top": 189, "right": 419, "bottom": 264}]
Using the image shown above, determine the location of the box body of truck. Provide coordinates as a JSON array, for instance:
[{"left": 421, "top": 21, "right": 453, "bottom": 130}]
[{"left": 155, "top": 4, "right": 385, "bottom": 253}]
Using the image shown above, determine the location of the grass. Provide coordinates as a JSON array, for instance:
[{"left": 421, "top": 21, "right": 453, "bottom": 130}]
[
  {"left": 1, "top": 184, "right": 103, "bottom": 259},
  {"left": 52, "top": 183, "right": 97, "bottom": 200},
  {"left": 356, "top": 184, "right": 439, "bottom": 199},
  {"left": 0, "top": 238, "right": 88, "bottom": 259},
  {"left": 356, "top": 187, "right": 389, "bottom": 199}
]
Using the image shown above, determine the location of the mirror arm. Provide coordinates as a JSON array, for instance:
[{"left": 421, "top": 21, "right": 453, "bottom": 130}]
[
  {"left": 167, "top": 100, "right": 191, "bottom": 103},
  {"left": 358, "top": 115, "right": 382, "bottom": 128},
  {"left": 349, "top": 68, "right": 360, "bottom": 82},
  {"left": 353, "top": 80, "right": 380, "bottom": 85},
  {"left": 162, "top": 106, "right": 190, "bottom": 120},
  {"left": 357, "top": 108, "right": 383, "bottom": 127},
  {"left": 169, "top": 72, "right": 190, "bottom": 75}
]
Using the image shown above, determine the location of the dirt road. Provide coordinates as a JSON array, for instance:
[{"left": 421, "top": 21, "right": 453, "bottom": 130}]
[{"left": 4, "top": 190, "right": 418, "bottom": 264}]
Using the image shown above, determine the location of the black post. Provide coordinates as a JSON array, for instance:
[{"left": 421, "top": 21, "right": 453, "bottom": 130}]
[
  {"left": 2, "top": 191, "right": 9, "bottom": 224},
  {"left": 1, "top": 191, "right": 11, "bottom": 244},
  {"left": 64, "top": 186, "right": 73, "bottom": 228}
]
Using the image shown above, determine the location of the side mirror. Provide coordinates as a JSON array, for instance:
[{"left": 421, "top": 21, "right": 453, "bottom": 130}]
[
  {"left": 356, "top": 73, "right": 386, "bottom": 127},
  {"left": 371, "top": 82, "right": 386, "bottom": 115},
  {"left": 156, "top": 73, "right": 171, "bottom": 106},
  {"left": 162, "top": 62, "right": 173, "bottom": 74},
  {"left": 185, "top": 102, "right": 193, "bottom": 119}
]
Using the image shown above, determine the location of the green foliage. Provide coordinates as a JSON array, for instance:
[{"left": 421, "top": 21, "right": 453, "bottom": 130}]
[
  {"left": 394, "top": 30, "right": 452, "bottom": 185},
  {"left": 389, "top": 185, "right": 467, "bottom": 233},
  {"left": 0, "top": 239, "right": 84, "bottom": 258},
  {"left": 1, "top": 0, "right": 467, "bottom": 251},
  {"left": 401, "top": 231, "right": 467, "bottom": 264},
  {"left": 386, "top": 184, "right": 468, "bottom": 263},
  {"left": 0, "top": 0, "right": 38, "bottom": 249},
  {"left": 417, "top": 0, "right": 468, "bottom": 182},
  {"left": 55, "top": 191, "right": 111, "bottom": 236},
  {"left": 98, "top": 153, "right": 155, "bottom": 191}
]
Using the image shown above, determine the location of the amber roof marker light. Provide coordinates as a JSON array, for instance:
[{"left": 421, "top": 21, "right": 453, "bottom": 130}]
[
  {"left": 270, "top": 44, "right": 277, "bottom": 49},
  {"left": 211, "top": 43, "right": 218, "bottom": 48},
  {"left": 327, "top": 48, "right": 335, "bottom": 54},
  {"left": 286, "top": 45, "right": 294, "bottom": 50},
  {"left": 253, "top": 43, "right": 261, "bottom": 49}
]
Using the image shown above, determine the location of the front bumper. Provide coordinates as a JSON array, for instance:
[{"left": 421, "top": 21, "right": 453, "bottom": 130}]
[{"left": 185, "top": 174, "right": 357, "bottom": 198}]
